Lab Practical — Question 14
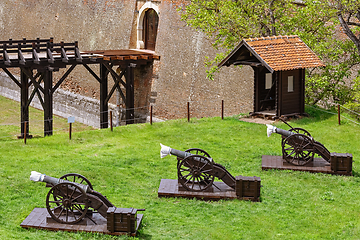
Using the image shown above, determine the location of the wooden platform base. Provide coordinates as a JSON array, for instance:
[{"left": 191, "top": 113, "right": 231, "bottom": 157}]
[
  {"left": 20, "top": 208, "right": 143, "bottom": 236},
  {"left": 262, "top": 155, "right": 352, "bottom": 176},
  {"left": 158, "top": 179, "right": 241, "bottom": 201}
]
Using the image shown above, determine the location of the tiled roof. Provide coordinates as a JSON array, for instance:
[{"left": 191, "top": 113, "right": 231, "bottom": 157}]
[{"left": 244, "top": 35, "right": 324, "bottom": 71}]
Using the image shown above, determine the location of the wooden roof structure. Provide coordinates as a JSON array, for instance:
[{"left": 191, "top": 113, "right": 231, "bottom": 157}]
[
  {"left": 218, "top": 35, "right": 324, "bottom": 73},
  {"left": 0, "top": 38, "right": 159, "bottom": 137},
  {"left": 0, "top": 38, "right": 159, "bottom": 69}
]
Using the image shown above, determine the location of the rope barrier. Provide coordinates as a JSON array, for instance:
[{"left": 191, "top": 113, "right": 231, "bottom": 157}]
[
  {"left": 306, "top": 103, "right": 360, "bottom": 126},
  {"left": 3, "top": 101, "right": 359, "bottom": 141},
  {"left": 340, "top": 105, "right": 360, "bottom": 116},
  {"left": 305, "top": 104, "right": 337, "bottom": 115},
  {"left": 339, "top": 115, "right": 360, "bottom": 126}
]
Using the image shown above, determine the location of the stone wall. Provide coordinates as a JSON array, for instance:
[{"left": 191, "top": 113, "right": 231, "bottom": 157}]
[{"left": 0, "top": 0, "right": 254, "bottom": 123}]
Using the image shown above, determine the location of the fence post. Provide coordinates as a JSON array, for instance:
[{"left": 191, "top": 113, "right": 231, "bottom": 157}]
[
  {"left": 110, "top": 111, "right": 113, "bottom": 131},
  {"left": 221, "top": 100, "right": 224, "bottom": 120},
  {"left": 69, "top": 122, "right": 72, "bottom": 140},
  {"left": 150, "top": 105, "right": 153, "bottom": 125},
  {"left": 187, "top": 102, "right": 190, "bottom": 122},
  {"left": 338, "top": 104, "right": 341, "bottom": 125}
]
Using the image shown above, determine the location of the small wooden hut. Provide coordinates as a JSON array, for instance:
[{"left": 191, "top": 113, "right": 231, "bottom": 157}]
[{"left": 218, "top": 35, "right": 324, "bottom": 118}]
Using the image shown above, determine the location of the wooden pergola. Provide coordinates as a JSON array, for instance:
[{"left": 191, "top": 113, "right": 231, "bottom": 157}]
[{"left": 0, "top": 38, "right": 159, "bottom": 137}]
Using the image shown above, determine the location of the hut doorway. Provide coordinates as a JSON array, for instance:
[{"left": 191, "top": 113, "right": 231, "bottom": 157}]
[{"left": 254, "top": 66, "right": 276, "bottom": 113}]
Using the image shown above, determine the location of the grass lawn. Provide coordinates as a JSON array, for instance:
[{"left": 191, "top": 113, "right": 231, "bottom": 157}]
[{"left": 0, "top": 96, "right": 360, "bottom": 239}]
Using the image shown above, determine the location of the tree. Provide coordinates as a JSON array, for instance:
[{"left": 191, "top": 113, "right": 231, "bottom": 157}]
[{"left": 178, "top": 0, "right": 360, "bottom": 107}]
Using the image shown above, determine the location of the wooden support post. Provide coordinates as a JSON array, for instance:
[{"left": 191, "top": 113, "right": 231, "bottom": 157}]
[
  {"left": 24, "top": 121, "right": 27, "bottom": 144},
  {"left": 338, "top": 104, "right": 341, "bottom": 125},
  {"left": 43, "top": 70, "right": 53, "bottom": 136},
  {"left": 110, "top": 111, "right": 113, "bottom": 131},
  {"left": 221, "top": 100, "right": 224, "bottom": 119},
  {"left": 100, "top": 64, "right": 109, "bottom": 129},
  {"left": 125, "top": 63, "right": 135, "bottom": 125},
  {"left": 69, "top": 123, "right": 72, "bottom": 140},
  {"left": 20, "top": 69, "right": 29, "bottom": 138},
  {"left": 150, "top": 105, "right": 153, "bottom": 125},
  {"left": 187, "top": 102, "right": 190, "bottom": 122}
]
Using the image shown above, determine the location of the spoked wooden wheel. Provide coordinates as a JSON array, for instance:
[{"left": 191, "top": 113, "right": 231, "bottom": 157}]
[
  {"left": 60, "top": 173, "right": 93, "bottom": 190},
  {"left": 288, "top": 128, "right": 312, "bottom": 137},
  {"left": 46, "top": 182, "right": 89, "bottom": 224},
  {"left": 185, "top": 148, "right": 211, "bottom": 158},
  {"left": 282, "top": 134, "right": 315, "bottom": 166},
  {"left": 177, "top": 155, "right": 214, "bottom": 192}
]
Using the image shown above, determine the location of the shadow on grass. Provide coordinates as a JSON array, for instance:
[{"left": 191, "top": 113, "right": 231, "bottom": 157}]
[
  {"left": 138, "top": 233, "right": 153, "bottom": 240},
  {"left": 351, "top": 170, "right": 359, "bottom": 178}
]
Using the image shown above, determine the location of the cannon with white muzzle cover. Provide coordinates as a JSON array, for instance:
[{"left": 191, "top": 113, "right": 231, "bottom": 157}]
[
  {"left": 30, "top": 171, "right": 144, "bottom": 234},
  {"left": 160, "top": 144, "right": 261, "bottom": 201},
  {"left": 266, "top": 120, "right": 352, "bottom": 170}
]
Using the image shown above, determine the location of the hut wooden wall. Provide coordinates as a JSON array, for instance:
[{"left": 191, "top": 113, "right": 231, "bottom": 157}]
[{"left": 278, "top": 69, "right": 305, "bottom": 116}]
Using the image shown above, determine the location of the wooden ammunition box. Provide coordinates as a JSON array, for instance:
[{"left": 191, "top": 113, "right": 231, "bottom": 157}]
[
  {"left": 235, "top": 176, "right": 261, "bottom": 202},
  {"left": 330, "top": 152, "right": 352, "bottom": 175},
  {"left": 106, "top": 207, "right": 137, "bottom": 233}
]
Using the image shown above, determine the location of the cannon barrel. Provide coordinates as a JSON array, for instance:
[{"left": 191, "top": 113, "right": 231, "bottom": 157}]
[
  {"left": 267, "top": 124, "right": 296, "bottom": 138},
  {"left": 160, "top": 143, "right": 195, "bottom": 159},
  {"left": 30, "top": 171, "right": 91, "bottom": 193}
]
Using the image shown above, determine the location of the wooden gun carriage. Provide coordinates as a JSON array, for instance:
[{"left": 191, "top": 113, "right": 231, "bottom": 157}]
[
  {"left": 28, "top": 171, "right": 144, "bottom": 235},
  {"left": 160, "top": 144, "right": 261, "bottom": 201},
  {"left": 266, "top": 120, "right": 352, "bottom": 174}
]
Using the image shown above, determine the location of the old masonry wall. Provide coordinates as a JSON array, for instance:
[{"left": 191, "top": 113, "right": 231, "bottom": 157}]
[{"left": 0, "top": 0, "right": 253, "bottom": 126}]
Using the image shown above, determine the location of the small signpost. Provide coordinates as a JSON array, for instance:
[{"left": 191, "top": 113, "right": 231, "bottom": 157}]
[{"left": 68, "top": 116, "right": 75, "bottom": 140}]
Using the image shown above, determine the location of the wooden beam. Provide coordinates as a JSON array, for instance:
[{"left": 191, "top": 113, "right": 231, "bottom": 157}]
[
  {"left": 100, "top": 64, "right": 109, "bottom": 129},
  {"left": 27, "top": 74, "right": 44, "bottom": 109},
  {"left": 18, "top": 47, "right": 26, "bottom": 65},
  {"left": 83, "top": 64, "right": 101, "bottom": 83},
  {"left": 233, "top": 61, "right": 262, "bottom": 67},
  {"left": 125, "top": 63, "right": 136, "bottom": 124},
  {"left": 106, "top": 67, "right": 126, "bottom": 103},
  {"left": 2, "top": 68, "right": 21, "bottom": 87},
  {"left": 20, "top": 69, "right": 30, "bottom": 138},
  {"left": 102, "top": 63, "right": 126, "bottom": 87},
  {"left": 21, "top": 67, "right": 44, "bottom": 93},
  {"left": 52, "top": 64, "right": 76, "bottom": 92},
  {"left": 43, "top": 70, "right": 53, "bottom": 136}
]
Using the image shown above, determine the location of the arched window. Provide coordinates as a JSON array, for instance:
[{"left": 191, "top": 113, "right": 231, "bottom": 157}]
[{"left": 142, "top": 9, "right": 158, "bottom": 51}]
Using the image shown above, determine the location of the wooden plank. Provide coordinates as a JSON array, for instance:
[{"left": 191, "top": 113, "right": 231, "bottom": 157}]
[
  {"left": 261, "top": 155, "right": 352, "bottom": 176},
  {"left": 158, "top": 179, "right": 244, "bottom": 201},
  {"left": 20, "top": 208, "right": 142, "bottom": 236}
]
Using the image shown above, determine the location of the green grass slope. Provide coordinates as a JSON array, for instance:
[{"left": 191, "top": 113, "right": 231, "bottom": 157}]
[{"left": 0, "top": 97, "right": 360, "bottom": 239}]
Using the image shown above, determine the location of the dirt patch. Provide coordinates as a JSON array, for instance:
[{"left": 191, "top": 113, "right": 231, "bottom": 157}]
[{"left": 239, "top": 117, "right": 275, "bottom": 125}]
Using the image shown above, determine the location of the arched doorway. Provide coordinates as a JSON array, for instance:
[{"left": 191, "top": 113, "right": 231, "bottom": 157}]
[{"left": 142, "top": 9, "right": 158, "bottom": 51}]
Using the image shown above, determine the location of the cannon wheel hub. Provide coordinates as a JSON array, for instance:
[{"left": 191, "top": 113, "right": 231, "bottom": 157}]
[{"left": 62, "top": 199, "right": 71, "bottom": 208}]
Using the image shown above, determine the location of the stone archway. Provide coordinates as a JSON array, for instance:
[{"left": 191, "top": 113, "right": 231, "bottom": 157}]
[{"left": 137, "top": 2, "right": 159, "bottom": 50}]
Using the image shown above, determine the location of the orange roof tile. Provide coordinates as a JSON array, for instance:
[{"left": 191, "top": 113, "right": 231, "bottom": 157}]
[
  {"left": 244, "top": 35, "right": 324, "bottom": 71},
  {"left": 218, "top": 35, "right": 325, "bottom": 72}
]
